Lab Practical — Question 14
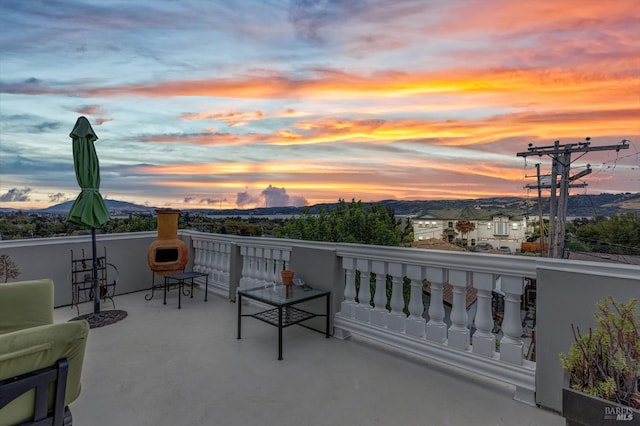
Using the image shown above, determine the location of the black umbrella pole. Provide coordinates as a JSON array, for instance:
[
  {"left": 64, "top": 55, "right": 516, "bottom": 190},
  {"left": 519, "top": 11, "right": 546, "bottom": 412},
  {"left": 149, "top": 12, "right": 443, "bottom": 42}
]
[{"left": 92, "top": 227, "right": 100, "bottom": 314}]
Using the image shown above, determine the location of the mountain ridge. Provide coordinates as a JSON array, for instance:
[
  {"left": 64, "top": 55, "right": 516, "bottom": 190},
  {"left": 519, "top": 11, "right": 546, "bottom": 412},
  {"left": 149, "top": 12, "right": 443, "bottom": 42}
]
[{"left": 2, "top": 193, "right": 638, "bottom": 217}]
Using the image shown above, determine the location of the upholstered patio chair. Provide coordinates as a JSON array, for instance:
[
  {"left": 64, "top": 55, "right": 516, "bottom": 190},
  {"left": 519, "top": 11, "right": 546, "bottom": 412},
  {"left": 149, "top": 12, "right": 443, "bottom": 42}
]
[{"left": 0, "top": 279, "right": 89, "bottom": 426}]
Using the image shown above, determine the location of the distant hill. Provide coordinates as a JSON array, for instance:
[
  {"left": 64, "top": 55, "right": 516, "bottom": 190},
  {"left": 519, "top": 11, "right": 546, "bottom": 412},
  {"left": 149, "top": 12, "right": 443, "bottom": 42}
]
[
  {"left": 3, "top": 193, "right": 639, "bottom": 217},
  {"left": 181, "top": 192, "right": 640, "bottom": 217},
  {"left": 39, "top": 199, "right": 157, "bottom": 215}
]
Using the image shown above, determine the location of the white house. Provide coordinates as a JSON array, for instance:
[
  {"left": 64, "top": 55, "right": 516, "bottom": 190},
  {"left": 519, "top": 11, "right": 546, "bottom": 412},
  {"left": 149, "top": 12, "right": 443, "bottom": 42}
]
[{"left": 413, "top": 206, "right": 529, "bottom": 252}]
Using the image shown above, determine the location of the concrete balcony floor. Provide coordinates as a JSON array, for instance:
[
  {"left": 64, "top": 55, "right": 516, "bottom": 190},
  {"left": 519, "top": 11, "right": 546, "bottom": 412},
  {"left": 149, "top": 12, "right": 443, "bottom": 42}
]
[{"left": 54, "top": 288, "right": 563, "bottom": 426}]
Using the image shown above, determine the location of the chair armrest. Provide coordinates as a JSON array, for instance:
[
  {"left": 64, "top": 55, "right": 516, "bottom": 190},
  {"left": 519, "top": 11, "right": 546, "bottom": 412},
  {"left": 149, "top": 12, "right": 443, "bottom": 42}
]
[
  {"left": 0, "top": 279, "right": 54, "bottom": 334},
  {"left": 0, "top": 320, "right": 89, "bottom": 425}
]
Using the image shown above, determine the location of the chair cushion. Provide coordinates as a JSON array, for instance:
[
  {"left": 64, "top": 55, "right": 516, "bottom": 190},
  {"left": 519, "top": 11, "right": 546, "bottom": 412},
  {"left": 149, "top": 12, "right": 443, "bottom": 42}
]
[
  {"left": 0, "top": 320, "right": 89, "bottom": 425},
  {"left": 0, "top": 279, "right": 54, "bottom": 335}
]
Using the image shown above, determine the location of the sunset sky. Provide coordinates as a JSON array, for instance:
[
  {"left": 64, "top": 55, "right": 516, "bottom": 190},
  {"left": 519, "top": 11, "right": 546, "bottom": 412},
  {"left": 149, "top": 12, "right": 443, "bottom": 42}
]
[{"left": 1, "top": 0, "right": 639, "bottom": 210}]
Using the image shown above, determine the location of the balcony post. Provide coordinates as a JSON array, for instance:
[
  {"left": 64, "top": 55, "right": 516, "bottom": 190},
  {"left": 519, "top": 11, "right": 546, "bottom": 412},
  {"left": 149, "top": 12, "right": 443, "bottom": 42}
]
[
  {"left": 425, "top": 267, "right": 446, "bottom": 343},
  {"left": 405, "top": 264, "right": 425, "bottom": 337},
  {"left": 355, "top": 259, "right": 372, "bottom": 322},
  {"left": 371, "top": 260, "right": 388, "bottom": 327},
  {"left": 387, "top": 262, "right": 406, "bottom": 332},
  {"left": 447, "top": 269, "right": 470, "bottom": 350},
  {"left": 340, "top": 257, "right": 357, "bottom": 318},
  {"left": 500, "top": 275, "right": 525, "bottom": 365},
  {"left": 472, "top": 272, "right": 495, "bottom": 357}
]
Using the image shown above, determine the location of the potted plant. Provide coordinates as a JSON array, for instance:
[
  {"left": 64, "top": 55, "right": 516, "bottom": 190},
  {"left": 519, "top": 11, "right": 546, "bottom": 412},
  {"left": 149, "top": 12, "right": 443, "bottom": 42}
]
[
  {"left": 280, "top": 269, "right": 294, "bottom": 286},
  {"left": 559, "top": 296, "right": 639, "bottom": 425}
]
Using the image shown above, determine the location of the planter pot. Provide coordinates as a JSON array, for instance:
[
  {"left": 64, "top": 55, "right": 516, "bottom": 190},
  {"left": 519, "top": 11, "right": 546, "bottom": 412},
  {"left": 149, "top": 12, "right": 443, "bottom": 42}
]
[
  {"left": 563, "top": 388, "right": 639, "bottom": 425},
  {"left": 281, "top": 270, "right": 294, "bottom": 286}
]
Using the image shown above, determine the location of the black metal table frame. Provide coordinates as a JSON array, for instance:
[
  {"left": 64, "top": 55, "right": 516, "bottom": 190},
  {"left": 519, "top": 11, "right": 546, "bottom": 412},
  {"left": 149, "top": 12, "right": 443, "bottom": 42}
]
[
  {"left": 162, "top": 271, "right": 209, "bottom": 309},
  {"left": 237, "top": 286, "right": 330, "bottom": 360}
]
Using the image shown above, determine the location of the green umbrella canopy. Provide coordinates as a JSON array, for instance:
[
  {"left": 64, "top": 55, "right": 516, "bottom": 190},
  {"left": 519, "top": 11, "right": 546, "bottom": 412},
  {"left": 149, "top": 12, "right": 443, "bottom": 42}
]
[{"left": 67, "top": 116, "right": 111, "bottom": 228}]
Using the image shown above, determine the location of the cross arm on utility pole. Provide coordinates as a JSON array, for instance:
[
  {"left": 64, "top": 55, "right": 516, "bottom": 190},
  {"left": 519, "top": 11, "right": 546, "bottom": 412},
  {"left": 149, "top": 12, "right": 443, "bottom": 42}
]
[
  {"left": 517, "top": 139, "right": 629, "bottom": 157},
  {"left": 569, "top": 165, "right": 592, "bottom": 181},
  {"left": 525, "top": 183, "right": 587, "bottom": 190}
]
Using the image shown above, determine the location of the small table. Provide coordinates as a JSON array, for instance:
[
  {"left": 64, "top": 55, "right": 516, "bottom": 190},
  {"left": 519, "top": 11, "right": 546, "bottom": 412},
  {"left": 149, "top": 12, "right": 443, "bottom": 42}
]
[
  {"left": 163, "top": 271, "right": 209, "bottom": 309},
  {"left": 237, "top": 285, "right": 331, "bottom": 360}
]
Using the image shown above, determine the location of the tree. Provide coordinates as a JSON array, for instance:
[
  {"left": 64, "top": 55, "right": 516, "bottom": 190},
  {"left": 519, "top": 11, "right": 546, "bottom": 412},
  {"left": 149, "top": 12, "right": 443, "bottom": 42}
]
[
  {"left": 276, "top": 199, "right": 404, "bottom": 246},
  {"left": 572, "top": 213, "right": 640, "bottom": 255},
  {"left": 454, "top": 220, "right": 476, "bottom": 247},
  {"left": 0, "top": 254, "right": 20, "bottom": 282}
]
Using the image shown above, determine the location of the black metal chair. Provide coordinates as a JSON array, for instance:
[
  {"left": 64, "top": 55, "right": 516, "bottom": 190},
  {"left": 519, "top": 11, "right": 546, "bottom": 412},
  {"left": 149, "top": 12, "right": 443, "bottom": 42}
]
[{"left": 0, "top": 358, "right": 72, "bottom": 426}]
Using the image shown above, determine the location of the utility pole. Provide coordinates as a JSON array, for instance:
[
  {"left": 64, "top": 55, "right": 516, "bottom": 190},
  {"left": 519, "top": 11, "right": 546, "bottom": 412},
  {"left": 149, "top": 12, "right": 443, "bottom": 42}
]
[
  {"left": 535, "top": 163, "right": 545, "bottom": 256},
  {"left": 518, "top": 139, "right": 629, "bottom": 258}
]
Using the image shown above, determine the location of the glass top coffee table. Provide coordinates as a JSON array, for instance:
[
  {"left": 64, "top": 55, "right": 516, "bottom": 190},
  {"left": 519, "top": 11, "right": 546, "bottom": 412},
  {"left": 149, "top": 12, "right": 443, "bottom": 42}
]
[{"left": 237, "top": 285, "right": 331, "bottom": 360}]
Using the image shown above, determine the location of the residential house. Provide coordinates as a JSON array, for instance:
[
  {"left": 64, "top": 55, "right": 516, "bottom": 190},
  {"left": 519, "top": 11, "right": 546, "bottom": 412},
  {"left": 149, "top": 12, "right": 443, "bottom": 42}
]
[{"left": 413, "top": 206, "right": 529, "bottom": 252}]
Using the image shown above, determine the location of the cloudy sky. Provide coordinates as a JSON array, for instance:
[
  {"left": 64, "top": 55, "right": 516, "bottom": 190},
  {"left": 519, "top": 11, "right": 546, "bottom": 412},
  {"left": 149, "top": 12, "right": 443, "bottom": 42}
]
[{"left": 1, "top": 0, "right": 639, "bottom": 210}]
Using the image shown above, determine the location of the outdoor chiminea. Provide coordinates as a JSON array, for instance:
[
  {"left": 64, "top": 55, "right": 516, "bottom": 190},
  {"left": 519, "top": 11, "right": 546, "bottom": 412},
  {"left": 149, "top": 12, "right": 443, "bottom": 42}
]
[{"left": 147, "top": 209, "right": 188, "bottom": 275}]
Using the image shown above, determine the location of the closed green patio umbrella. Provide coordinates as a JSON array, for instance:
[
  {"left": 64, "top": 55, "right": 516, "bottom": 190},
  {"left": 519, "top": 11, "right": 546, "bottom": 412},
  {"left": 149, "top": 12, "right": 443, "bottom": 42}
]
[{"left": 67, "top": 116, "right": 110, "bottom": 315}]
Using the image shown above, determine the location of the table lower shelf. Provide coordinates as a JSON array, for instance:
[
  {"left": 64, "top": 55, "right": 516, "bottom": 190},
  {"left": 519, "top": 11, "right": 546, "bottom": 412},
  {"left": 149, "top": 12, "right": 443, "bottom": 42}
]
[{"left": 249, "top": 306, "right": 318, "bottom": 328}]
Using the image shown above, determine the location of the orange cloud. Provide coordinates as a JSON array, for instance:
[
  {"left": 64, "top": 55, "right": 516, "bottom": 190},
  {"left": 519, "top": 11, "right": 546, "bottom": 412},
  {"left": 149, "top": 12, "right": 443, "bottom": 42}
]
[
  {"left": 77, "top": 64, "right": 637, "bottom": 105},
  {"left": 180, "top": 110, "right": 264, "bottom": 127}
]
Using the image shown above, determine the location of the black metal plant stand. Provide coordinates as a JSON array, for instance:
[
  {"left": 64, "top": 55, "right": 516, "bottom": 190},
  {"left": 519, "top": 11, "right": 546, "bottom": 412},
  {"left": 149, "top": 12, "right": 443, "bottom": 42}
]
[{"left": 69, "top": 247, "right": 127, "bottom": 329}]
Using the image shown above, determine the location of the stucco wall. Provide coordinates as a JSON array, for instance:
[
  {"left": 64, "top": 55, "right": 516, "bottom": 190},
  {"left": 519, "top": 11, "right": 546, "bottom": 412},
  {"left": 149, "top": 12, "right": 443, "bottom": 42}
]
[
  {"left": 534, "top": 258, "right": 640, "bottom": 412},
  {"left": 290, "top": 244, "right": 343, "bottom": 333},
  {"left": 0, "top": 232, "right": 157, "bottom": 309}
]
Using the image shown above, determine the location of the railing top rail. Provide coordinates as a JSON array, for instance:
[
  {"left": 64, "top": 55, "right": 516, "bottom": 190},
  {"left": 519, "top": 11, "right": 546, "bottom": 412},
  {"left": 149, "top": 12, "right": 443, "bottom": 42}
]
[
  {"left": 537, "top": 257, "right": 640, "bottom": 280},
  {"left": 336, "top": 243, "right": 538, "bottom": 277},
  {"left": 0, "top": 231, "right": 156, "bottom": 248},
  {"left": 183, "top": 230, "right": 337, "bottom": 252}
]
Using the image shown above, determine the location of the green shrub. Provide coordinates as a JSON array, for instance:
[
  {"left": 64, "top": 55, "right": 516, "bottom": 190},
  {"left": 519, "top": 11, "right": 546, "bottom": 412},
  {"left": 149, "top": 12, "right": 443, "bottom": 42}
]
[{"left": 559, "top": 297, "right": 639, "bottom": 408}]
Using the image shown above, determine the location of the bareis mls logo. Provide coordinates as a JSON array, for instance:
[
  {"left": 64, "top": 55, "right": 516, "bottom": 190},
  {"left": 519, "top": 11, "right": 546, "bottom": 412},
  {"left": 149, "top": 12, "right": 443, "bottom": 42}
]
[{"left": 604, "top": 406, "right": 634, "bottom": 421}]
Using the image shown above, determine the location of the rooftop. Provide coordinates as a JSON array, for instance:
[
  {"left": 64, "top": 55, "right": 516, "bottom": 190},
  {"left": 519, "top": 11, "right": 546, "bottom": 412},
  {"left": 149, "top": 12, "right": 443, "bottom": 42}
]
[
  {"left": 54, "top": 289, "right": 563, "bottom": 426},
  {"left": 3, "top": 230, "right": 638, "bottom": 424}
]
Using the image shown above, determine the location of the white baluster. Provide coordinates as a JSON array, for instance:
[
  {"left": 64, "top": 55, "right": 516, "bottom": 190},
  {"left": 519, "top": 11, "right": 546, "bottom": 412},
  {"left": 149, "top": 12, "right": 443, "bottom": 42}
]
[
  {"left": 251, "top": 247, "right": 261, "bottom": 285},
  {"left": 212, "top": 242, "right": 221, "bottom": 283},
  {"left": 193, "top": 239, "right": 203, "bottom": 273},
  {"left": 472, "top": 272, "right": 495, "bottom": 357},
  {"left": 371, "top": 260, "right": 388, "bottom": 327},
  {"left": 340, "top": 257, "right": 357, "bottom": 318},
  {"left": 426, "top": 267, "right": 447, "bottom": 343},
  {"left": 247, "top": 247, "right": 259, "bottom": 288},
  {"left": 220, "top": 243, "right": 230, "bottom": 290},
  {"left": 272, "top": 250, "right": 283, "bottom": 284},
  {"left": 282, "top": 250, "right": 291, "bottom": 272},
  {"left": 355, "top": 258, "right": 372, "bottom": 322},
  {"left": 387, "top": 262, "right": 406, "bottom": 332},
  {"left": 500, "top": 275, "right": 525, "bottom": 365},
  {"left": 205, "top": 241, "right": 215, "bottom": 278},
  {"left": 405, "top": 264, "right": 425, "bottom": 338},
  {"left": 239, "top": 246, "right": 251, "bottom": 290},
  {"left": 260, "top": 248, "right": 271, "bottom": 286},
  {"left": 448, "top": 269, "right": 470, "bottom": 350}
]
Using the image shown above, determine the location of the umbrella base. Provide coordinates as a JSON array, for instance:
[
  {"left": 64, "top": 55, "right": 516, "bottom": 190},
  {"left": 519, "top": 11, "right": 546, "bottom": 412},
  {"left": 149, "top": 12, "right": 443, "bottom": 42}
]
[{"left": 70, "top": 310, "right": 127, "bottom": 329}]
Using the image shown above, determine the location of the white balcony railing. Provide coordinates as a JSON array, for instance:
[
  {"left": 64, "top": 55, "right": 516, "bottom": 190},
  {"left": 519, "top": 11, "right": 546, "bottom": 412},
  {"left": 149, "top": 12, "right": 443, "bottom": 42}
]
[
  {"left": 333, "top": 243, "right": 537, "bottom": 405},
  {"left": 238, "top": 243, "right": 291, "bottom": 290},
  {"left": 192, "top": 236, "right": 233, "bottom": 296}
]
